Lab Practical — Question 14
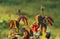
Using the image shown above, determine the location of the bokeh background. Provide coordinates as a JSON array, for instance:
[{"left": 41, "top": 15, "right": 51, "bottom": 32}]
[{"left": 0, "top": 0, "right": 60, "bottom": 39}]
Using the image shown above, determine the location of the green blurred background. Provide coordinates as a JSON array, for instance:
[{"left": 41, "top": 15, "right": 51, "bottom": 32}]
[{"left": 0, "top": 0, "right": 60, "bottom": 39}]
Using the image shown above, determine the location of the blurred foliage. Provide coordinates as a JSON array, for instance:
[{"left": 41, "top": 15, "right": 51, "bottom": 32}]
[{"left": 0, "top": 0, "right": 60, "bottom": 39}]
